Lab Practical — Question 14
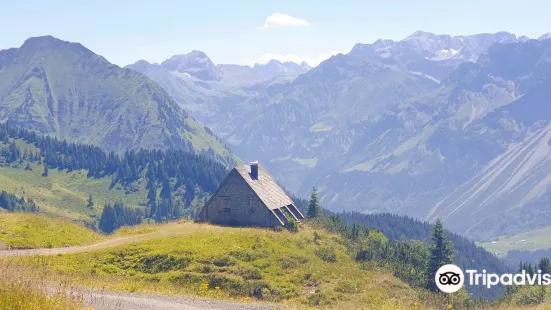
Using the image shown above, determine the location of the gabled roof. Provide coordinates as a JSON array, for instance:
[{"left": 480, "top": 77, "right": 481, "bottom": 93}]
[{"left": 234, "top": 164, "right": 294, "bottom": 211}]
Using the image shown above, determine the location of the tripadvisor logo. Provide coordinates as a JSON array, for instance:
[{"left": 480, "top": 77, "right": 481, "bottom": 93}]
[
  {"left": 435, "top": 264, "right": 551, "bottom": 293},
  {"left": 436, "top": 264, "right": 465, "bottom": 293}
]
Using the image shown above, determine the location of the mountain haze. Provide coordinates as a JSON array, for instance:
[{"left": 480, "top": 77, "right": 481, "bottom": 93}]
[
  {"left": 126, "top": 53, "right": 311, "bottom": 127},
  {"left": 125, "top": 31, "right": 551, "bottom": 240},
  {"left": 317, "top": 37, "right": 551, "bottom": 240}
]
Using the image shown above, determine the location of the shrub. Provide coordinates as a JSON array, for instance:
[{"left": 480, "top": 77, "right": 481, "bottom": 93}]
[
  {"left": 279, "top": 254, "right": 309, "bottom": 269},
  {"left": 307, "top": 289, "right": 342, "bottom": 307},
  {"left": 137, "top": 254, "right": 192, "bottom": 273},
  {"left": 236, "top": 266, "right": 263, "bottom": 280},
  {"left": 230, "top": 249, "right": 267, "bottom": 262},
  {"left": 315, "top": 246, "right": 337, "bottom": 262},
  {"left": 511, "top": 286, "right": 546, "bottom": 305},
  {"left": 168, "top": 272, "right": 205, "bottom": 285},
  {"left": 335, "top": 279, "right": 361, "bottom": 294},
  {"left": 285, "top": 220, "right": 299, "bottom": 233},
  {"left": 212, "top": 256, "right": 237, "bottom": 267}
]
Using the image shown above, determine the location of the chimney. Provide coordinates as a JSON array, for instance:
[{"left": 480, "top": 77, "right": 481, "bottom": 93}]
[{"left": 250, "top": 161, "right": 259, "bottom": 180}]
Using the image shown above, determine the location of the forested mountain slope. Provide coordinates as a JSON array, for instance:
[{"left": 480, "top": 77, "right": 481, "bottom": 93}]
[
  {"left": 0, "top": 36, "right": 236, "bottom": 166},
  {"left": 0, "top": 124, "right": 229, "bottom": 227}
]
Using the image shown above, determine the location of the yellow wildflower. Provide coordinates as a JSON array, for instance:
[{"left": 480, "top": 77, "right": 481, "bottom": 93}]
[
  {"left": 447, "top": 304, "right": 452, "bottom": 309},
  {"left": 215, "top": 286, "right": 221, "bottom": 290}
]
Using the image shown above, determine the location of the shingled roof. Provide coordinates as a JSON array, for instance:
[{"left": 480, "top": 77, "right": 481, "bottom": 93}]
[
  {"left": 234, "top": 163, "right": 294, "bottom": 211},
  {"left": 196, "top": 162, "right": 304, "bottom": 227}
]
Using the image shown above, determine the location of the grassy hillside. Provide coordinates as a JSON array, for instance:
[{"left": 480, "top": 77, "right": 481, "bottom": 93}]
[
  {"left": 1, "top": 220, "right": 550, "bottom": 309},
  {"left": 0, "top": 213, "right": 104, "bottom": 249},
  {"left": 479, "top": 227, "right": 551, "bottom": 258},
  {"left": 0, "top": 160, "right": 144, "bottom": 223},
  {"left": 10, "top": 222, "right": 451, "bottom": 309}
]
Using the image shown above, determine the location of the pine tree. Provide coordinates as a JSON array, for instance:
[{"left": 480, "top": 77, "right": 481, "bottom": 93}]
[
  {"left": 87, "top": 193, "right": 94, "bottom": 208},
  {"left": 98, "top": 201, "right": 143, "bottom": 233},
  {"left": 527, "top": 263, "right": 535, "bottom": 276},
  {"left": 99, "top": 203, "right": 116, "bottom": 233},
  {"left": 146, "top": 163, "right": 155, "bottom": 182},
  {"left": 159, "top": 178, "right": 174, "bottom": 220},
  {"left": 147, "top": 186, "right": 157, "bottom": 218},
  {"left": 306, "top": 187, "right": 323, "bottom": 219},
  {"left": 42, "top": 164, "right": 49, "bottom": 177},
  {"left": 426, "top": 219, "right": 454, "bottom": 292},
  {"left": 539, "top": 257, "right": 551, "bottom": 275},
  {"left": 350, "top": 223, "right": 364, "bottom": 241},
  {"left": 156, "top": 198, "right": 169, "bottom": 223},
  {"left": 183, "top": 179, "right": 195, "bottom": 206},
  {"left": 8, "top": 141, "right": 19, "bottom": 162}
]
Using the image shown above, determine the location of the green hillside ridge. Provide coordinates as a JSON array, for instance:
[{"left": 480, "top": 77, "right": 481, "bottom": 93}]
[
  {"left": 0, "top": 159, "right": 144, "bottom": 223},
  {"left": 8, "top": 221, "right": 455, "bottom": 309},
  {"left": 0, "top": 216, "right": 549, "bottom": 309},
  {"left": 0, "top": 35, "right": 238, "bottom": 167}
]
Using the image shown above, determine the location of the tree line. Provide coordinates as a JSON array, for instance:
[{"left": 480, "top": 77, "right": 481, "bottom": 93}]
[
  {"left": 0, "top": 123, "right": 230, "bottom": 228},
  {"left": 0, "top": 190, "right": 38, "bottom": 212},
  {"left": 98, "top": 201, "right": 144, "bottom": 233},
  {"left": 0, "top": 123, "right": 227, "bottom": 192}
]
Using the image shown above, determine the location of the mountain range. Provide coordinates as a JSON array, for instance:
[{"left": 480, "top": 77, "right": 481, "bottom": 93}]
[
  {"left": 2, "top": 31, "right": 551, "bottom": 241},
  {"left": 125, "top": 54, "right": 311, "bottom": 125},
  {"left": 125, "top": 31, "right": 551, "bottom": 241},
  {"left": 0, "top": 36, "right": 236, "bottom": 166}
]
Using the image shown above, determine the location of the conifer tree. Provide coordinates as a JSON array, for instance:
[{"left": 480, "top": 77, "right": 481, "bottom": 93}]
[
  {"left": 306, "top": 187, "right": 323, "bottom": 219},
  {"left": 426, "top": 219, "right": 454, "bottom": 292},
  {"left": 147, "top": 186, "right": 157, "bottom": 218},
  {"left": 98, "top": 201, "right": 143, "bottom": 233},
  {"left": 42, "top": 164, "right": 49, "bottom": 177},
  {"left": 184, "top": 179, "right": 195, "bottom": 206},
  {"left": 87, "top": 193, "right": 94, "bottom": 208},
  {"left": 99, "top": 203, "right": 116, "bottom": 233},
  {"left": 539, "top": 257, "right": 551, "bottom": 275},
  {"left": 527, "top": 263, "right": 535, "bottom": 276}
]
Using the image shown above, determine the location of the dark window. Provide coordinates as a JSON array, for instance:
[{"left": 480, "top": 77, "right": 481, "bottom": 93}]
[{"left": 222, "top": 207, "right": 231, "bottom": 212}]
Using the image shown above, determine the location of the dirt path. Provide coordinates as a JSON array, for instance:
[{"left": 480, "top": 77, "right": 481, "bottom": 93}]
[
  {"left": 81, "top": 289, "right": 279, "bottom": 310},
  {"left": 0, "top": 224, "right": 283, "bottom": 309},
  {"left": 0, "top": 223, "right": 224, "bottom": 257},
  {"left": 0, "top": 234, "right": 143, "bottom": 257}
]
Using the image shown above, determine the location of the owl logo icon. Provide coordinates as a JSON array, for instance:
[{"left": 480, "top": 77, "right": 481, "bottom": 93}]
[{"left": 435, "top": 264, "right": 464, "bottom": 293}]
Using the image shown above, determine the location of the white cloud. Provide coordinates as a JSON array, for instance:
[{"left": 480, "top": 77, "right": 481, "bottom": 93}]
[
  {"left": 256, "top": 13, "right": 309, "bottom": 30},
  {"left": 249, "top": 49, "right": 349, "bottom": 67}
]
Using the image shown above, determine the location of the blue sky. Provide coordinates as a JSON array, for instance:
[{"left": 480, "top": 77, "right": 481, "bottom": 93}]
[{"left": 1, "top": 0, "right": 550, "bottom": 67}]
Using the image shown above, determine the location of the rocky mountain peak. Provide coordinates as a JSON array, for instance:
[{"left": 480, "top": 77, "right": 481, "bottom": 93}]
[{"left": 161, "top": 50, "right": 221, "bottom": 81}]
